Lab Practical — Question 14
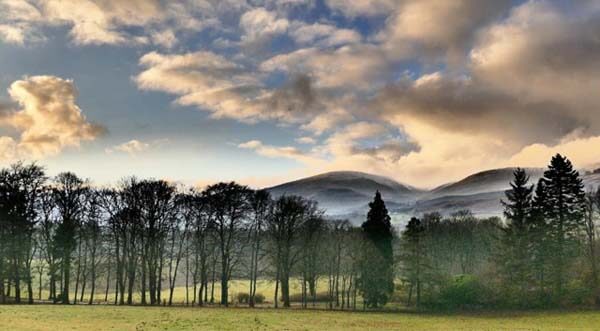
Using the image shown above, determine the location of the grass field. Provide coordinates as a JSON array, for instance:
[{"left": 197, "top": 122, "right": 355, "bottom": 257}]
[
  {"left": 1, "top": 305, "right": 600, "bottom": 331},
  {"left": 33, "top": 278, "right": 332, "bottom": 306}
]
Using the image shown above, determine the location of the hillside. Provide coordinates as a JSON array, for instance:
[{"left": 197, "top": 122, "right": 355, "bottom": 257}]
[{"left": 267, "top": 168, "right": 600, "bottom": 225}]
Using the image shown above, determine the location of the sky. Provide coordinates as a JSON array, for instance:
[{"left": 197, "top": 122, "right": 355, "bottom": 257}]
[{"left": 0, "top": 0, "right": 599, "bottom": 189}]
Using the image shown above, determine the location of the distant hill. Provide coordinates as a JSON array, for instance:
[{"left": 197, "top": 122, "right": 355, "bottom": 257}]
[
  {"left": 427, "top": 168, "right": 544, "bottom": 198},
  {"left": 266, "top": 167, "right": 600, "bottom": 225},
  {"left": 267, "top": 171, "right": 423, "bottom": 216}
]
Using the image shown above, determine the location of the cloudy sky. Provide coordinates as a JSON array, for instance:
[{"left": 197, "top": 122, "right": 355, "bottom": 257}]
[{"left": 0, "top": 0, "right": 599, "bottom": 188}]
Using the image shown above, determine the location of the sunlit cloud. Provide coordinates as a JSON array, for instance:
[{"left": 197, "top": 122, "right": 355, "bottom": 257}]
[
  {"left": 2, "top": 0, "right": 600, "bottom": 187},
  {"left": 0, "top": 75, "right": 105, "bottom": 161}
]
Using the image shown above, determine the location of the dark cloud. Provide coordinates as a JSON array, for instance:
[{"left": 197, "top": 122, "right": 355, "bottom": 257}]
[
  {"left": 268, "top": 74, "right": 319, "bottom": 113},
  {"left": 376, "top": 73, "right": 585, "bottom": 148}
]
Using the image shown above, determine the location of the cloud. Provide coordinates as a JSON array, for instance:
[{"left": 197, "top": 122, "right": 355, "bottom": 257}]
[
  {"left": 105, "top": 138, "right": 168, "bottom": 155},
  {"left": 40, "top": 0, "right": 162, "bottom": 45},
  {"left": 261, "top": 44, "right": 390, "bottom": 90},
  {"left": 0, "top": 0, "right": 236, "bottom": 46},
  {"left": 470, "top": 0, "right": 600, "bottom": 127},
  {"left": 376, "top": 72, "right": 580, "bottom": 149},
  {"left": 0, "top": 0, "right": 44, "bottom": 44},
  {"left": 240, "top": 7, "right": 289, "bottom": 46},
  {"left": 0, "top": 75, "right": 105, "bottom": 160},
  {"left": 239, "top": 121, "right": 421, "bottom": 183},
  {"left": 238, "top": 139, "right": 321, "bottom": 164},
  {"left": 325, "top": 0, "right": 395, "bottom": 17},
  {"left": 379, "top": 0, "right": 511, "bottom": 62},
  {"left": 289, "top": 22, "right": 361, "bottom": 47},
  {"left": 508, "top": 136, "right": 600, "bottom": 170},
  {"left": 6, "top": 0, "right": 600, "bottom": 188},
  {"left": 150, "top": 29, "right": 177, "bottom": 48},
  {"left": 0, "top": 24, "right": 27, "bottom": 44},
  {"left": 135, "top": 51, "right": 346, "bottom": 132},
  {"left": 295, "top": 136, "right": 316, "bottom": 144},
  {"left": 337, "top": 0, "right": 600, "bottom": 186}
]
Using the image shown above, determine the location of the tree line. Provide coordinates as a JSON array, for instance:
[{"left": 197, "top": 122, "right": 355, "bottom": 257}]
[
  {"left": 1, "top": 153, "right": 599, "bottom": 310},
  {"left": 0, "top": 167, "right": 390, "bottom": 309},
  {"left": 401, "top": 154, "right": 600, "bottom": 308}
]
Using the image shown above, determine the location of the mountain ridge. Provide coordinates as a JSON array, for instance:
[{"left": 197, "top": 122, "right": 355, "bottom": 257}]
[{"left": 266, "top": 167, "right": 600, "bottom": 224}]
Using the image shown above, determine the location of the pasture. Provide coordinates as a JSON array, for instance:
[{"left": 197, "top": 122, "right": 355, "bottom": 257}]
[{"left": 2, "top": 305, "right": 600, "bottom": 330}]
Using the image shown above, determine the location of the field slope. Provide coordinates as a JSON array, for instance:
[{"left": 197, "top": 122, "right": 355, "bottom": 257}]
[{"left": 1, "top": 305, "right": 600, "bottom": 331}]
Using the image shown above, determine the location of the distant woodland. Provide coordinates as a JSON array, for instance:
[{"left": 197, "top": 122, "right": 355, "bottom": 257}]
[{"left": 0, "top": 153, "right": 599, "bottom": 310}]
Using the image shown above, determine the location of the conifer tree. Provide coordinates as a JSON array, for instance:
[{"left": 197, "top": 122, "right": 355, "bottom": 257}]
[
  {"left": 499, "top": 168, "right": 534, "bottom": 297},
  {"left": 357, "top": 191, "right": 394, "bottom": 308},
  {"left": 539, "top": 154, "right": 586, "bottom": 297},
  {"left": 530, "top": 178, "right": 551, "bottom": 297}
]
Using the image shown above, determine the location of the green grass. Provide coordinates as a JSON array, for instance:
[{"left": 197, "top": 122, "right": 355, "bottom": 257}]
[
  {"left": 1, "top": 305, "right": 600, "bottom": 330},
  {"left": 33, "top": 278, "right": 332, "bottom": 306}
]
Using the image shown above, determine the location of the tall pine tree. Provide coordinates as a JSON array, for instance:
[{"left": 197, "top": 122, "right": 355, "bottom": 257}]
[
  {"left": 499, "top": 168, "right": 534, "bottom": 298},
  {"left": 531, "top": 178, "right": 551, "bottom": 298},
  {"left": 358, "top": 191, "right": 394, "bottom": 308},
  {"left": 538, "top": 154, "right": 586, "bottom": 297}
]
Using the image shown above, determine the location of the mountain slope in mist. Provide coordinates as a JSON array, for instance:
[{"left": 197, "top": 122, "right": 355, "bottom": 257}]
[{"left": 267, "top": 167, "right": 600, "bottom": 224}]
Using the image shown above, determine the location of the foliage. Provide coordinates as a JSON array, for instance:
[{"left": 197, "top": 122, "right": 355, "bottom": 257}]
[
  {"left": 237, "top": 292, "right": 264, "bottom": 304},
  {"left": 435, "top": 275, "right": 493, "bottom": 310},
  {"left": 357, "top": 191, "right": 394, "bottom": 308}
]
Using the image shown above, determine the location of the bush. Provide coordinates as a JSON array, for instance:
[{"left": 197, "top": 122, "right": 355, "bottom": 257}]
[
  {"left": 254, "top": 293, "right": 265, "bottom": 304},
  {"left": 565, "top": 280, "right": 595, "bottom": 306},
  {"left": 236, "top": 292, "right": 265, "bottom": 304},
  {"left": 435, "top": 275, "right": 492, "bottom": 309}
]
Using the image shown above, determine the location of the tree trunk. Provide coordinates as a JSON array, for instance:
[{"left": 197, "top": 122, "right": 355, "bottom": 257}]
[
  {"left": 104, "top": 260, "right": 110, "bottom": 302},
  {"left": 88, "top": 257, "right": 96, "bottom": 305},
  {"left": 62, "top": 251, "right": 71, "bottom": 304},
  {"left": 73, "top": 238, "right": 83, "bottom": 305},
  {"left": 220, "top": 253, "right": 228, "bottom": 306},
  {"left": 14, "top": 259, "right": 21, "bottom": 303},
  {"left": 281, "top": 269, "right": 290, "bottom": 308}
]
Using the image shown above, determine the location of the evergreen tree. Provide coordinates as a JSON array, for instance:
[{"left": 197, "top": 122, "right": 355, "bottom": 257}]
[
  {"left": 539, "top": 154, "right": 586, "bottom": 297},
  {"left": 530, "top": 178, "right": 551, "bottom": 298},
  {"left": 401, "top": 217, "right": 428, "bottom": 307},
  {"left": 357, "top": 191, "right": 394, "bottom": 308},
  {"left": 499, "top": 168, "right": 534, "bottom": 298}
]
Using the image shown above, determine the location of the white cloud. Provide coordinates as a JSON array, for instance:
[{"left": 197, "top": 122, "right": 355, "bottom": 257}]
[
  {"left": 5, "top": 0, "right": 600, "bottom": 188},
  {"left": 150, "top": 29, "right": 177, "bottom": 48},
  {"left": 238, "top": 139, "right": 320, "bottom": 164},
  {"left": 289, "top": 22, "right": 361, "bottom": 47},
  {"left": 0, "top": 75, "right": 105, "bottom": 160},
  {"left": 135, "top": 51, "right": 347, "bottom": 132},
  {"left": 105, "top": 138, "right": 168, "bottom": 155},
  {"left": 240, "top": 7, "right": 289, "bottom": 45},
  {"left": 296, "top": 136, "right": 316, "bottom": 144},
  {"left": 325, "top": 0, "right": 395, "bottom": 17},
  {"left": 261, "top": 44, "right": 389, "bottom": 90}
]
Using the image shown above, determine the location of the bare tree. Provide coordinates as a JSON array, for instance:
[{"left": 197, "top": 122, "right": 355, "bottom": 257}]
[
  {"left": 248, "top": 190, "right": 271, "bottom": 307},
  {"left": 267, "top": 195, "right": 320, "bottom": 308},
  {"left": 202, "top": 182, "right": 251, "bottom": 306},
  {"left": 0, "top": 163, "right": 46, "bottom": 304}
]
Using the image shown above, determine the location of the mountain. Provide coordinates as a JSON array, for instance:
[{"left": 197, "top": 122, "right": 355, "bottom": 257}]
[
  {"left": 427, "top": 168, "right": 544, "bottom": 198},
  {"left": 267, "top": 171, "right": 422, "bottom": 216},
  {"left": 266, "top": 167, "right": 600, "bottom": 225}
]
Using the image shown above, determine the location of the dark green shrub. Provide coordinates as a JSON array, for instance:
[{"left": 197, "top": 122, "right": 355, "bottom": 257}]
[
  {"left": 436, "top": 275, "right": 491, "bottom": 309},
  {"left": 237, "top": 292, "right": 250, "bottom": 304},
  {"left": 254, "top": 293, "right": 265, "bottom": 304},
  {"left": 237, "top": 292, "right": 265, "bottom": 304}
]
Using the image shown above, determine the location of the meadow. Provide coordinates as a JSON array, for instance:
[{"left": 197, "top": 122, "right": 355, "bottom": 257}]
[
  {"left": 2, "top": 305, "right": 600, "bottom": 331},
  {"left": 31, "top": 278, "right": 330, "bottom": 306}
]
